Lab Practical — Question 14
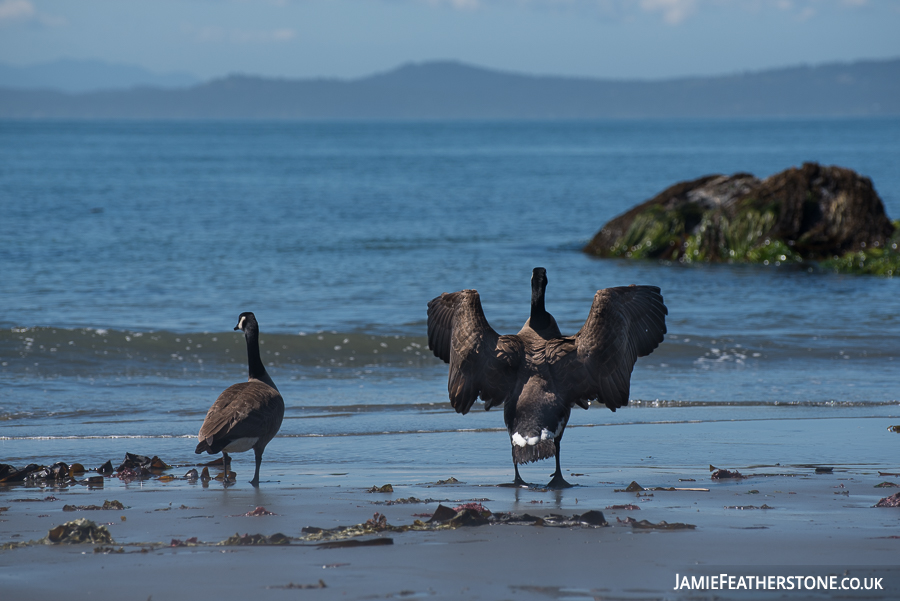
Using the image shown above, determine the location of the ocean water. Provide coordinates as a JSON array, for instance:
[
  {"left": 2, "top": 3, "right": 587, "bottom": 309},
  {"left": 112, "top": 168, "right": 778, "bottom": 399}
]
[{"left": 1, "top": 118, "right": 899, "bottom": 476}]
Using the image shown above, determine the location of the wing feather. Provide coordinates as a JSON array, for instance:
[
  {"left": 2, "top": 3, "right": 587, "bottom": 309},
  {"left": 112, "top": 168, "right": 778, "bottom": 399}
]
[
  {"left": 198, "top": 381, "right": 284, "bottom": 449},
  {"left": 551, "top": 285, "right": 667, "bottom": 411},
  {"left": 427, "top": 290, "right": 523, "bottom": 414}
]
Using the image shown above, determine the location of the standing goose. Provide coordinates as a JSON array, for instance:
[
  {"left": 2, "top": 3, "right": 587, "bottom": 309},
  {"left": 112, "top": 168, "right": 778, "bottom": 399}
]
[
  {"left": 427, "top": 267, "right": 667, "bottom": 488},
  {"left": 195, "top": 312, "right": 285, "bottom": 486}
]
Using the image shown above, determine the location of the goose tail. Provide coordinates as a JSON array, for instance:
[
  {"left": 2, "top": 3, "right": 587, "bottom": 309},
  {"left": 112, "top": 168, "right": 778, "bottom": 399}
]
[{"left": 511, "top": 437, "right": 556, "bottom": 465}]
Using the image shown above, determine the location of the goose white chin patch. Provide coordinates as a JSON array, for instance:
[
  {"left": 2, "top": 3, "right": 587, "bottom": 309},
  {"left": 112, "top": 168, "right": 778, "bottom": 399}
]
[{"left": 223, "top": 437, "right": 258, "bottom": 453}]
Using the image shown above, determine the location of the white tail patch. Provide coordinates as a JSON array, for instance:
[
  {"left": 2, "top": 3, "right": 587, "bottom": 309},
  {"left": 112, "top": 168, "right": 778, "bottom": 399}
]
[
  {"left": 223, "top": 437, "right": 258, "bottom": 453},
  {"left": 512, "top": 432, "right": 539, "bottom": 447},
  {"left": 513, "top": 420, "right": 564, "bottom": 447}
]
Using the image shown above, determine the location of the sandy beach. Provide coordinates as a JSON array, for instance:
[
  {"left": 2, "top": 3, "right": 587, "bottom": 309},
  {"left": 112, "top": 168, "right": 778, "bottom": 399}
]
[{"left": 3, "top": 416, "right": 899, "bottom": 601}]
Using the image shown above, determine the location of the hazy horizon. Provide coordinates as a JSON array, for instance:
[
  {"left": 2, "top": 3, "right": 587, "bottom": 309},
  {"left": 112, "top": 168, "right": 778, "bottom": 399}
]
[
  {"left": 3, "top": 54, "right": 900, "bottom": 90},
  {"left": 0, "top": 0, "right": 898, "bottom": 84}
]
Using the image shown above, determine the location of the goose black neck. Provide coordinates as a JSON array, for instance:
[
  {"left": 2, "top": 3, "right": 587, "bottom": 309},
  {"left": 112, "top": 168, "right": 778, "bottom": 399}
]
[
  {"left": 530, "top": 273, "right": 552, "bottom": 331},
  {"left": 244, "top": 326, "right": 270, "bottom": 383}
]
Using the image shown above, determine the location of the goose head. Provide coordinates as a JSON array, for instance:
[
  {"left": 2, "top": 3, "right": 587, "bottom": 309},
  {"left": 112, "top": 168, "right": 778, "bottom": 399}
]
[{"left": 235, "top": 312, "right": 258, "bottom": 333}]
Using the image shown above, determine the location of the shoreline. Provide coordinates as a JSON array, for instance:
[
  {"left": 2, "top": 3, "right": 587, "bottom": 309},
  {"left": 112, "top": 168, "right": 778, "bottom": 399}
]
[{"left": 3, "top": 417, "right": 900, "bottom": 599}]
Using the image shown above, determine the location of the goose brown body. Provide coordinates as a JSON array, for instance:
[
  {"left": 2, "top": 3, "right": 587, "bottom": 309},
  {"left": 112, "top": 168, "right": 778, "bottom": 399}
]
[
  {"left": 427, "top": 267, "right": 667, "bottom": 488},
  {"left": 195, "top": 312, "right": 284, "bottom": 486}
]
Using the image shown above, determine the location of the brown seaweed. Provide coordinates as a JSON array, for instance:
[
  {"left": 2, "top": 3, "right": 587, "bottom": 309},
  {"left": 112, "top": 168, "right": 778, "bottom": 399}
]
[
  {"left": 12, "top": 495, "right": 59, "bottom": 502},
  {"left": 629, "top": 519, "right": 696, "bottom": 530},
  {"left": 374, "top": 496, "right": 423, "bottom": 505},
  {"left": 46, "top": 518, "right": 114, "bottom": 544},
  {"left": 615, "top": 481, "right": 645, "bottom": 492},
  {"left": 114, "top": 466, "right": 150, "bottom": 481},
  {"left": 874, "top": 493, "right": 900, "bottom": 507},
  {"left": 62, "top": 500, "right": 125, "bottom": 511},
  {"left": 0, "top": 464, "right": 42, "bottom": 483},
  {"left": 25, "top": 462, "right": 70, "bottom": 482},
  {"left": 711, "top": 469, "right": 745, "bottom": 479},
  {"left": 573, "top": 510, "right": 608, "bottom": 526},
  {"left": 427, "top": 504, "right": 490, "bottom": 527},
  {"left": 242, "top": 506, "right": 276, "bottom": 517},
  {"left": 300, "top": 508, "right": 487, "bottom": 543},
  {"left": 315, "top": 538, "right": 393, "bottom": 549},
  {"left": 2, "top": 505, "right": 627, "bottom": 553},
  {"left": 219, "top": 532, "right": 291, "bottom": 546},
  {"left": 367, "top": 484, "right": 394, "bottom": 493},
  {"left": 170, "top": 537, "right": 201, "bottom": 547},
  {"left": 268, "top": 580, "right": 328, "bottom": 589},
  {"left": 116, "top": 453, "right": 171, "bottom": 473}
]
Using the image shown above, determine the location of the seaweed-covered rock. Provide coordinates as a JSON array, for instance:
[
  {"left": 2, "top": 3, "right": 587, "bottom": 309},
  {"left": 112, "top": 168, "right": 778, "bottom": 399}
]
[
  {"left": 583, "top": 163, "right": 898, "bottom": 275},
  {"left": 46, "top": 519, "right": 114, "bottom": 544},
  {"left": 875, "top": 492, "right": 900, "bottom": 508}
]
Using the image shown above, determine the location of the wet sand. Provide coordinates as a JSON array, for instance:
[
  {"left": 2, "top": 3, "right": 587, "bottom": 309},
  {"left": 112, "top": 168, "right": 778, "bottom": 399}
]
[{"left": 2, "top": 417, "right": 900, "bottom": 600}]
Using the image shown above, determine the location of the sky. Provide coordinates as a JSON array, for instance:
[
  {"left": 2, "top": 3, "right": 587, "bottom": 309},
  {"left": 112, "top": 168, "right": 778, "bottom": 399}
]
[{"left": 0, "top": 0, "right": 898, "bottom": 81}]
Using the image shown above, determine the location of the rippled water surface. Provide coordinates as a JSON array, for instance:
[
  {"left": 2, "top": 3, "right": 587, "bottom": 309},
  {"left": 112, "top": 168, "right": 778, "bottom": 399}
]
[{"left": 1, "top": 119, "right": 898, "bottom": 468}]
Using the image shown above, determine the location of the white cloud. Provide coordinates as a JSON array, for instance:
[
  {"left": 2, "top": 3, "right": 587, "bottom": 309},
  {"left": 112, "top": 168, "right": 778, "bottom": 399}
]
[
  {"left": 191, "top": 25, "right": 297, "bottom": 44},
  {"left": 421, "top": 0, "right": 481, "bottom": 9},
  {"left": 415, "top": 0, "right": 880, "bottom": 24},
  {"left": 638, "top": 0, "right": 697, "bottom": 24},
  {"left": 0, "top": 0, "right": 35, "bottom": 22},
  {"left": 270, "top": 28, "right": 296, "bottom": 40},
  {"left": 796, "top": 5, "right": 816, "bottom": 20},
  {"left": 0, "top": 0, "right": 65, "bottom": 26}
]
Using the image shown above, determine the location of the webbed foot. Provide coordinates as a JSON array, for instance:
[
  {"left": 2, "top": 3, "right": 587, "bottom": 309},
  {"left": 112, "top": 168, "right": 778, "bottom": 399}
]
[{"left": 546, "top": 473, "right": 573, "bottom": 489}]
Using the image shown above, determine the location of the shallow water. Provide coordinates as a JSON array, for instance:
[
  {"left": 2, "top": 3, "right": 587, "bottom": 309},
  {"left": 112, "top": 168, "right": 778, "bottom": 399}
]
[{"left": 1, "top": 118, "right": 899, "bottom": 472}]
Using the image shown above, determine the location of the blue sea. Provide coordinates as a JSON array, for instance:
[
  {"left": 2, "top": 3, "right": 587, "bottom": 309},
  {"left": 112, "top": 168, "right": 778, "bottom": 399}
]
[{"left": 1, "top": 118, "right": 899, "bottom": 481}]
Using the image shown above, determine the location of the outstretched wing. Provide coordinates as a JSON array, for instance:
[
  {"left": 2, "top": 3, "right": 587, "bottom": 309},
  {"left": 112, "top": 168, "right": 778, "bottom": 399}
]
[
  {"left": 547, "top": 285, "right": 667, "bottom": 411},
  {"left": 427, "top": 290, "right": 524, "bottom": 415}
]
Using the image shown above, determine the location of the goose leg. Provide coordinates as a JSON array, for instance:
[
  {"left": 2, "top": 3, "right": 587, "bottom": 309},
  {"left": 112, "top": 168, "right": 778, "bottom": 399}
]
[
  {"left": 546, "top": 439, "right": 572, "bottom": 489},
  {"left": 222, "top": 451, "right": 232, "bottom": 483},
  {"left": 512, "top": 448, "right": 528, "bottom": 486},
  {"left": 513, "top": 464, "right": 528, "bottom": 487},
  {"left": 250, "top": 447, "right": 263, "bottom": 487}
]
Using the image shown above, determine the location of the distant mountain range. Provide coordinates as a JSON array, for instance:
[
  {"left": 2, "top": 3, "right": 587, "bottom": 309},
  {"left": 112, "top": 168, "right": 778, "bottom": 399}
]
[
  {"left": 1, "top": 58, "right": 898, "bottom": 119},
  {"left": 0, "top": 59, "right": 198, "bottom": 93}
]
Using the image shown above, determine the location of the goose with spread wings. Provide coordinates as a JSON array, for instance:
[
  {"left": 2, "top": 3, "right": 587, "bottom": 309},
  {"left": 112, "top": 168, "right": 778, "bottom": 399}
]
[{"left": 427, "top": 268, "right": 667, "bottom": 488}]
